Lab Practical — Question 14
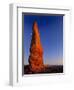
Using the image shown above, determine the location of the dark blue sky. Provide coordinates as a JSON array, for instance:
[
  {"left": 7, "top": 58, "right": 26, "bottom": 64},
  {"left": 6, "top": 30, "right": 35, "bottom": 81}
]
[{"left": 23, "top": 14, "right": 63, "bottom": 65}]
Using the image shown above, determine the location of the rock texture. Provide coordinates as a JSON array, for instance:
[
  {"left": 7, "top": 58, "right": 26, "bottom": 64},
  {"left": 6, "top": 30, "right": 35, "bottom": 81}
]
[{"left": 28, "top": 21, "right": 44, "bottom": 73}]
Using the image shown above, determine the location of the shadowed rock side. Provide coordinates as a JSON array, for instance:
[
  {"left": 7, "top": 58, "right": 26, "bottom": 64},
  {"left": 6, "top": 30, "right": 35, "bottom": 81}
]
[
  {"left": 24, "top": 65, "right": 63, "bottom": 74},
  {"left": 28, "top": 21, "right": 44, "bottom": 73}
]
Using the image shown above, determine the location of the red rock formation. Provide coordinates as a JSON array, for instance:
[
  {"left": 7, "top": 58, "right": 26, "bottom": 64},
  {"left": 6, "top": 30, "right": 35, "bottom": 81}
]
[{"left": 28, "top": 21, "right": 44, "bottom": 73}]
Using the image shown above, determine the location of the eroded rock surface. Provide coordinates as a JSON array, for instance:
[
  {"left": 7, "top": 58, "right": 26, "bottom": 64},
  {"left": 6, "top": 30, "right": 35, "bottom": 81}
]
[{"left": 28, "top": 21, "right": 44, "bottom": 73}]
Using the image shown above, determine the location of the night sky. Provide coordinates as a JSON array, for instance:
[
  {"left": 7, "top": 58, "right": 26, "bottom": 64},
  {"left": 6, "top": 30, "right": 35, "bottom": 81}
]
[{"left": 23, "top": 14, "right": 63, "bottom": 65}]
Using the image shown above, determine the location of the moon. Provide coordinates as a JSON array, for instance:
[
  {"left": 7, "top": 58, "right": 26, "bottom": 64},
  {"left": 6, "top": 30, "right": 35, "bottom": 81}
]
[{"left": 30, "top": 33, "right": 32, "bottom": 36}]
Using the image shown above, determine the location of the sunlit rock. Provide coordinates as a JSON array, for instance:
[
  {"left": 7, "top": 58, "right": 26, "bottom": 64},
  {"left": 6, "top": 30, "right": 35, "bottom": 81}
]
[{"left": 28, "top": 21, "right": 44, "bottom": 73}]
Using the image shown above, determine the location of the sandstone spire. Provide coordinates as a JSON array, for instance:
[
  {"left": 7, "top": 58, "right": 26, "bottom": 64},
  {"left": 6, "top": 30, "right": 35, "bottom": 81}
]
[{"left": 28, "top": 21, "right": 44, "bottom": 73}]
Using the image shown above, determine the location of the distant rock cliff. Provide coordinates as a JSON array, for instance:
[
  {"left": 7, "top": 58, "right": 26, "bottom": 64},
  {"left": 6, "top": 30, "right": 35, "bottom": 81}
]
[{"left": 28, "top": 21, "right": 44, "bottom": 73}]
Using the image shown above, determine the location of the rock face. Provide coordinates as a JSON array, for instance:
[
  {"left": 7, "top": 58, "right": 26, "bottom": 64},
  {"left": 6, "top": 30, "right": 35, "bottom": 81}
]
[{"left": 28, "top": 21, "right": 44, "bottom": 73}]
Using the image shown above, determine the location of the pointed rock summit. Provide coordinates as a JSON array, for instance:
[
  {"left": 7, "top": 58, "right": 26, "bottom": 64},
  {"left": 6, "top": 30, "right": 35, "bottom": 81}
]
[{"left": 28, "top": 21, "right": 44, "bottom": 73}]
